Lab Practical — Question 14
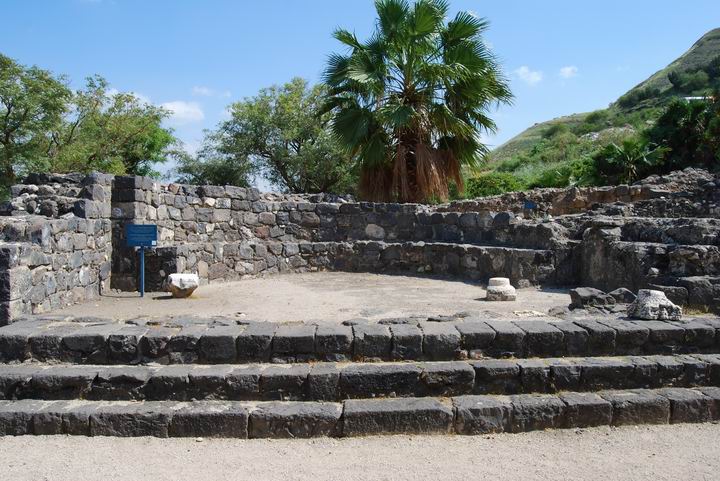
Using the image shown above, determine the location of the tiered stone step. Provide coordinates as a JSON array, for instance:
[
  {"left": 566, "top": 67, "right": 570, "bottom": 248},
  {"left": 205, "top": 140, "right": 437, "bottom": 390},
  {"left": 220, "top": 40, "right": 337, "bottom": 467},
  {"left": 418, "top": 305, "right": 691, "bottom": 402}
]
[
  {"left": 2, "top": 317, "right": 719, "bottom": 364},
  {"left": 1, "top": 355, "right": 719, "bottom": 402},
  {"left": 1, "top": 387, "right": 719, "bottom": 438}
]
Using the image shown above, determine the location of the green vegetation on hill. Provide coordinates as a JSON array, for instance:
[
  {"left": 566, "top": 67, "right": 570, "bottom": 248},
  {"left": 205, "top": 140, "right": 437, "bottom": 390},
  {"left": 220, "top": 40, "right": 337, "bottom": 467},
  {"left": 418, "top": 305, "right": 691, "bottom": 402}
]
[{"left": 477, "top": 28, "right": 720, "bottom": 197}]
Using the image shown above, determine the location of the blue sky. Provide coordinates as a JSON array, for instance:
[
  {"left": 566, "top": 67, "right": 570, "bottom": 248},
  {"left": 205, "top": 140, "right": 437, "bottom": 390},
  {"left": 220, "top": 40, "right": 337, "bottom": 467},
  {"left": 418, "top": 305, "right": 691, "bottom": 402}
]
[{"left": 2, "top": 0, "right": 719, "bottom": 182}]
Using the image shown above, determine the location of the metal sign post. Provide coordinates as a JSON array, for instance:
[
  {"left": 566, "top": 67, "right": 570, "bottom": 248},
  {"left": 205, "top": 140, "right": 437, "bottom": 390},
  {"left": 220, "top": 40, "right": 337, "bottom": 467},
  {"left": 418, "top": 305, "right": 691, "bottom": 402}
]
[{"left": 125, "top": 224, "right": 158, "bottom": 297}]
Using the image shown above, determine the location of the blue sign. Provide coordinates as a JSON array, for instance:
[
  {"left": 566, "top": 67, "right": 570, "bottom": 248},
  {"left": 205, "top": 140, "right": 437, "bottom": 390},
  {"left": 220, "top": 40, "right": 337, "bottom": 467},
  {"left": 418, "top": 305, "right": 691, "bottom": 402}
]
[{"left": 126, "top": 224, "right": 157, "bottom": 248}]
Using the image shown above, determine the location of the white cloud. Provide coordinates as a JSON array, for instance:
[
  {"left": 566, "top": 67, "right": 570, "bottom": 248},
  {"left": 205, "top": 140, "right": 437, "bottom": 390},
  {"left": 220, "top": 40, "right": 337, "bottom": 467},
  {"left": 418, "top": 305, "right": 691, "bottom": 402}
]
[
  {"left": 514, "top": 66, "right": 543, "bottom": 86},
  {"left": 559, "top": 66, "right": 579, "bottom": 79},
  {"left": 192, "top": 86, "right": 213, "bottom": 97},
  {"left": 160, "top": 101, "right": 205, "bottom": 124},
  {"left": 192, "top": 86, "right": 232, "bottom": 98}
]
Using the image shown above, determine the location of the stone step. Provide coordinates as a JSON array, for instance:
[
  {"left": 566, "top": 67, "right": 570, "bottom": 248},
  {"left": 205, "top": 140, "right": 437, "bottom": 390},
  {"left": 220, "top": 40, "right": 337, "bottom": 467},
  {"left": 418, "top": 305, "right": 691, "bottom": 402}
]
[
  {"left": 2, "top": 316, "right": 719, "bottom": 365},
  {"left": 2, "top": 354, "right": 719, "bottom": 402},
  {"left": 1, "top": 387, "right": 719, "bottom": 438}
]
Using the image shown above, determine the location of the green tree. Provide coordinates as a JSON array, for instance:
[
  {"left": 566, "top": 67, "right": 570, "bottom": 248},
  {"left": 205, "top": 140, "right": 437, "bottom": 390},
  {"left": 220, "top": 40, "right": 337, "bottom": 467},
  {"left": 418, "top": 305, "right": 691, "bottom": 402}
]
[
  {"left": 188, "top": 78, "right": 356, "bottom": 193},
  {"left": 47, "top": 76, "right": 176, "bottom": 177},
  {"left": 323, "top": 0, "right": 511, "bottom": 202},
  {"left": 0, "top": 53, "right": 71, "bottom": 192}
]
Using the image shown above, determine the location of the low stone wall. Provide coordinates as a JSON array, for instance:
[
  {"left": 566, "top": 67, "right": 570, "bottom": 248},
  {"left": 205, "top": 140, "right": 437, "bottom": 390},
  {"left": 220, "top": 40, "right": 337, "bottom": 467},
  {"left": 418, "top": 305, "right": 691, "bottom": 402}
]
[{"left": 1, "top": 168, "right": 719, "bottom": 325}]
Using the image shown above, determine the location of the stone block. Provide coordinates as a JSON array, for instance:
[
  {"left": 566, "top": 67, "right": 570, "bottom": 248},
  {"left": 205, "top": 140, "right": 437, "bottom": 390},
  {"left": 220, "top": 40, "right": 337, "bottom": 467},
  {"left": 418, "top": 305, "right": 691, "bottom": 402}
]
[
  {"left": 108, "top": 325, "right": 148, "bottom": 363},
  {"left": 199, "top": 326, "right": 240, "bottom": 363},
  {"left": 143, "top": 366, "right": 191, "bottom": 401},
  {"left": 514, "top": 321, "right": 565, "bottom": 356},
  {"left": 389, "top": 324, "right": 423, "bottom": 360},
  {"left": 581, "top": 357, "right": 635, "bottom": 390},
  {"left": 657, "top": 388, "right": 713, "bottom": 424},
  {"left": 90, "top": 366, "right": 154, "bottom": 401},
  {"left": 352, "top": 324, "right": 391, "bottom": 360},
  {"left": 342, "top": 398, "right": 453, "bottom": 436},
  {"left": 225, "top": 366, "right": 263, "bottom": 400},
  {"left": 560, "top": 392, "right": 612, "bottom": 428},
  {"left": 573, "top": 320, "right": 616, "bottom": 355},
  {"left": 484, "top": 320, "right": 525, "bottom": 357},
  {"left": 30, "top": 366, "right": 98, "bottom": 400},
  {"left": 187, "top": 365, "right": 233, "bottom": 400},
  {"left": 600, "top": 389, "right": 670, "bottom": 426},
  {"left": 314, "top": 325, "right": 352, "bottom": 361},
  {"left": 639, "top": 321, "right": 685, "bottom": 347},
  {"left": 307, "top": 364, "right": 341, "bottom": 401},
  {"left": 453, "top": 395, "right": 512, "bottom": 434},
  {"left": 509, "top": 394, "right": 566, "bottom": 432},
  {"left": 89, "top": 402, "right": 174, "bottom": 437},
  {"left": 552, "top": 321, "right": 590, "bottom": 356},
  {"left": 420, "top": 322, "right": 461, "bottom": 360},
  {"left": 236, "top": 323, "right": 275, "bottom": 361},
  {"left": 549, "top": 359, "right": 583, "bottom": 391},
  {"left": 420, "top": 362, "right": 475, "bottom": 396},
  {"left": 517, "top": 359, "right": 552, "bottom": 393},
  {"left": 169, "top": 401, "right": 249, "bottom": 438},
  {"left": 597, "top": 320, "right": 649, "bottom": 351},
  {"left": 455, "top": 321, "right": 496, "bottom": 353},
  {"left": 471, "top": 359, "right": 521, "bottom": 395},
  {"left": 249, "top": 401, "right": 342, "bottom": 438},
  {"left": 340, "top": 363, "right": 423, "bottom": 398},
  {"left": 260, "top": 365, "right": 310, "bottom": 401},
  {"left": 140, "top": 327, "right": 177, "bottom": 363},
  {"left": 272, "top": 324, "right": 316, "bottom": 356},
  {"left": 0, "top": 399, "right": 45, "bottom": 435}
]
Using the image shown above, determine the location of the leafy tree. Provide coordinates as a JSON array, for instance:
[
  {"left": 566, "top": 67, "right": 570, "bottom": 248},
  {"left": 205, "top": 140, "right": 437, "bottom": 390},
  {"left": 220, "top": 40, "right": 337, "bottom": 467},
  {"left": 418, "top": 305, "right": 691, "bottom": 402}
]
[
  {"left": 323, "top": 0, "right": 511, "bottom": 202},
  {"left": 0, "top": 54, "right": 70, "bottom": 191},
  {"left": 173, "top": 144, "right": 255, "bottom": 187},
  {"left": 190, "top": 78, "right": 356, "bottom": 193},
  {"left": 46, "top": 76, "right": 176, "bottom": 177}
]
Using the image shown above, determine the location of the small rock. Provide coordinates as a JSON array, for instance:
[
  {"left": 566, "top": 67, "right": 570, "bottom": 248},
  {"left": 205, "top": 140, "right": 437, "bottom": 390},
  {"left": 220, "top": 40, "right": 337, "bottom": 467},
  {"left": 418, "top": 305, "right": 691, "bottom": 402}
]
[
  {"left": 608, "top": 287, "right": 637, "bottom": 304},
  {"left": 485, "top": 278, "right": 517, "bottom": 302},
  {"left": 627, "top": 289, "right": 682, "bottom": 321},
  {"left": 569, "top": 287, "right": 615, "bottom": 310},
  {"left": 165, "top": 273, "right": 200, "bottom": 298}
]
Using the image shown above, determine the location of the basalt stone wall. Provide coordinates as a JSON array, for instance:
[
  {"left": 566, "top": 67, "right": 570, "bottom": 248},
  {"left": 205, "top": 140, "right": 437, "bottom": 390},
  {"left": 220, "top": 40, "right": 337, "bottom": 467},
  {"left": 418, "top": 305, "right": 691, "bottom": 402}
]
[{"left": 0, "top": 174, "right": 113, "bottom": 325}]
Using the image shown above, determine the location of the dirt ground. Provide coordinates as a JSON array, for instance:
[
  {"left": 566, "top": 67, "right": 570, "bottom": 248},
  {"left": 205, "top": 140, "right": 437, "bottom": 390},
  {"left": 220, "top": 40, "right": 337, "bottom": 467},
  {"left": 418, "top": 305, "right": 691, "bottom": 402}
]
[
  {"left": 1, "top": 424, "right": 719, "bottom": 481},
  {"left": 52, "top": 272, "right": 569, "bottom": 323}
]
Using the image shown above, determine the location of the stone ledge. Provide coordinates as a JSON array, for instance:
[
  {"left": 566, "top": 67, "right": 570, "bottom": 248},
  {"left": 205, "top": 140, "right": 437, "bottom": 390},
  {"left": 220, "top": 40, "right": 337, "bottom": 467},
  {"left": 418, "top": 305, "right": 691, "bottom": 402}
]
[{"left": 0, "top": 386, "right": 718, "bottom": 438}]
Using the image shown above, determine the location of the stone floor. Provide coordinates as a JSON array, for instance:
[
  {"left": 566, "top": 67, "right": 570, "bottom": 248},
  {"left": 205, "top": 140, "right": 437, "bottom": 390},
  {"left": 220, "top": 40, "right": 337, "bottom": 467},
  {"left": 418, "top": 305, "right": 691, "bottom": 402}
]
[{"left": 51, "top": 272, "right": 571, "bottom": 324}]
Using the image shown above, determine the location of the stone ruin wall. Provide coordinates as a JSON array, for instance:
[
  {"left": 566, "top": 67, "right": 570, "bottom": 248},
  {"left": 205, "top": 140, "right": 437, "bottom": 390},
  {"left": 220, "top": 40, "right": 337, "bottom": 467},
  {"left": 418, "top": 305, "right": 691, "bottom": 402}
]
[{"left": 1, "top": 167, "right": 719, "bottom": 325}]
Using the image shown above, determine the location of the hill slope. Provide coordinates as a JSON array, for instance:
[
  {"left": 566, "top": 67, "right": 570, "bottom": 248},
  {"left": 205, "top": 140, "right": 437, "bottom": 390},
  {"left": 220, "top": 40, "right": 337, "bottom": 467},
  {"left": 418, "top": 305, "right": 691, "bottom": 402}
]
[{"left": 491, "top": 28, "right": 720, "bottom": 165}]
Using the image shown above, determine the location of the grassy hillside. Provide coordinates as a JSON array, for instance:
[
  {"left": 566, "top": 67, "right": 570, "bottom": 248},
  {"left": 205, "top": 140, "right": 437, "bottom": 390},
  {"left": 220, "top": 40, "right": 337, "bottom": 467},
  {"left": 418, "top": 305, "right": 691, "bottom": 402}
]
[{"left": 488, "top": 28, "right": 720, "bottom": 172}]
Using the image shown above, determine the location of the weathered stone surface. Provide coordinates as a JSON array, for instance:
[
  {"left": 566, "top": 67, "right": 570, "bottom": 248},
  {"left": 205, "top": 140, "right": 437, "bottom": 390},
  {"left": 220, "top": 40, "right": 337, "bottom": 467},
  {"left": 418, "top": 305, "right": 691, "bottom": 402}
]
[
  {"left": 453, "top": 395, "right": 512, "bottom": 434},
  {"left": 628, "top": 289, "right": 683, "bottom": 321},
  {"left": 509, "top": 394, "right": 566, "bottom": 432},
  {"left": 249, "top": 401, "right": 342, "bottom": 438},
  {"left": 165, "top": 273, "right": 199, "bottom": 298},
  {"left": 420, "top": 322, "right": 461, "bottom": 360},
  {"left": 352, "top": 324, "right": 391, "bottom": 360},
  {"left": 471, "top": 359, "right": 520, "bottom": 395},
  {"left": 657, "top": 388, "right": 713, "bottom": 424},
  {"left": 342, "top": 398, "right": 453, "bottom": 436},
  {"left": 340, "top": 364, "right": 422, "bottom": 398},
  {"left": 89, "top": 402, "right": 173, "bottom": 437},
  {"left": 569, "top": 287, "right": 616, "bottom": 309},
  {"left": 389, "top": 324, "right": 423, "bottom": 360},
  {"left": 560, "top": 392, "right": 612, "bottom": 428},
  {"left": 485, "top": 277, "right": 517, "bottom": 302},
  {"left": 600, "top": 389, "right": 670, "bottom": 426},
  {"left": 169, "top": 401, "right": 248, "bottom": 438},
  {"left": 260, "top": 365, "right": 310, "bottom": 401},
  {"left": 420, "top": 362, "right": 475, "bottom": 396}
]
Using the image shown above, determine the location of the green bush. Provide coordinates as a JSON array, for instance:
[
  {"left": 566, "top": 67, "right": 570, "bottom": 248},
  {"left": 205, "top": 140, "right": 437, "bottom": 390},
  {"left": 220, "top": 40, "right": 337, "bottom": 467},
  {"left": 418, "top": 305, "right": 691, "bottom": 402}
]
[{"left": 465, "top": 172, "right": 523, "bottom": 198}]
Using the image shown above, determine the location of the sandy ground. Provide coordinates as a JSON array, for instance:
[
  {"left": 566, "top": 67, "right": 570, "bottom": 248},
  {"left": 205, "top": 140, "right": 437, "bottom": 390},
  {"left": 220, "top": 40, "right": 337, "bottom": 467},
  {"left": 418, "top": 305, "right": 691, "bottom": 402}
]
[
  {"left": 1, "top": 424, "right": 719, "bottom": 481},
  {"left": 53, "top": 272, "right": 569, "bottom": 324}
]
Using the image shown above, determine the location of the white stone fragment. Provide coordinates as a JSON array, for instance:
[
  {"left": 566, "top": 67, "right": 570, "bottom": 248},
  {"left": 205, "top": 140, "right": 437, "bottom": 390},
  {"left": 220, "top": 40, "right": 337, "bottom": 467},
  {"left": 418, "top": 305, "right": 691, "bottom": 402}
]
[
  {"left": 166, "top": 273, "right": 200, "bottom": 298},
  {"left": 627, "top": 289, "right": 682, "bottom": 321},
  {"left": 486, "top": 277, "right": 517, "bottom": 302}
]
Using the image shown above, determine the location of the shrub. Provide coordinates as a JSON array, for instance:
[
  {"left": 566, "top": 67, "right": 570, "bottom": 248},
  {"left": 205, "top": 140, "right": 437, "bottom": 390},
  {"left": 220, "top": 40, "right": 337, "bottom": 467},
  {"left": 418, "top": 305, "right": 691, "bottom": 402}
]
[{"left": 466, "top": 172, "right": 523, "bottom": 198}]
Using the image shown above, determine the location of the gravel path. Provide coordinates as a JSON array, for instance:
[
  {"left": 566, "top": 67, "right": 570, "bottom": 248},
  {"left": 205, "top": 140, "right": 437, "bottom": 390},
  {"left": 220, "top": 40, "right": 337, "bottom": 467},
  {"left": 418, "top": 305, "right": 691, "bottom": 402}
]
[{"left": 2, "top": 424, "right": 719, "bottom": 481}]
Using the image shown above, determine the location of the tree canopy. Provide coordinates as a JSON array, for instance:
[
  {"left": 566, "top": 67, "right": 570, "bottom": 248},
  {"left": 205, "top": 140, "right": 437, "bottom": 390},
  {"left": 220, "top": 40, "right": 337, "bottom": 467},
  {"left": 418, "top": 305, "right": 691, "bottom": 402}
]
[
  {"left": 0, "top": 53, "right": 178, "bottom": 197},
  {"left": 323, "top": 0, "right": 512, "bottom": 202},
  {"left": 177, "top": 78, "right": 356, "bottom": 194}
]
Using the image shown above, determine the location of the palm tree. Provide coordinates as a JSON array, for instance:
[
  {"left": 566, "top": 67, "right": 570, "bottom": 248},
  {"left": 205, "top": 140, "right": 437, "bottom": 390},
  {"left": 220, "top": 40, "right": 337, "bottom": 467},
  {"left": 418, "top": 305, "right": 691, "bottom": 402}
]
[{"left": 323, "top": 0, "right": 512, "bottom": 202}]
